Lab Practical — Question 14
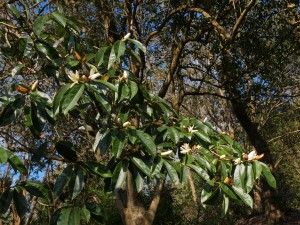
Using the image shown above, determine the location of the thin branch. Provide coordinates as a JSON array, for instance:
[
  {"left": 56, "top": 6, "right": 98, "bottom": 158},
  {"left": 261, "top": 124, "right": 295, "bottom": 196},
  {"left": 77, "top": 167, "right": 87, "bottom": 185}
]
[{"left": 268, "top": 129, "right": 300, "bottom": 143}]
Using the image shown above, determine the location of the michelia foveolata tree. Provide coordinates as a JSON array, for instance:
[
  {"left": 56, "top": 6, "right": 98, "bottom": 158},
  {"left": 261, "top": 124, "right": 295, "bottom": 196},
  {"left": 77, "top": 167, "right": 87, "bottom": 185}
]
[{"left": 0, "top": 2, "right": 276, "bottom": 225}]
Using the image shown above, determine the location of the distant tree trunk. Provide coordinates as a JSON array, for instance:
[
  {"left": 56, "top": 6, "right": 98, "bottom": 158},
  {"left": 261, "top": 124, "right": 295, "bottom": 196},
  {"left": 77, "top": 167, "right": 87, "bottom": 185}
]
[
  {"left": 115, "top": 172, "right": 164, "bottom": 225},
  {"left": 231, "top": 98, "right": 283, "bottom": 223}
]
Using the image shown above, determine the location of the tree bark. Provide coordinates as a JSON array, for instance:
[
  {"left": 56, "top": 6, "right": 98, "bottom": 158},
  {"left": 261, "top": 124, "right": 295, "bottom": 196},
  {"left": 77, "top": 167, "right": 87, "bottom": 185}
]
[{"left": 115, "top": 171, "right": 165, "bottom": 225}]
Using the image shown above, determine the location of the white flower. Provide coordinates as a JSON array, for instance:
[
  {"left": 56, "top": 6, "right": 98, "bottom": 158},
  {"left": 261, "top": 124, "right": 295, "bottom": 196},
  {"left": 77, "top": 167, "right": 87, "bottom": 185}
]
[
  {"left": 123, "top": 70, "right": 129, "bottom": 79},
  {"left": 68, "top": 70, "right": 80, "bottom": 85},
  {"left": 180, "top": 143, "right": 191, "bottom": 154},
  {"left": 122, "top": 121, "right": 131, "bottom": 127},
  {"left": 31, "top": 80, "right": 39, "bottom": 91},
  {"left": 122, "top": 33, "right": 131, "bottom": 40},
  {"left": 219, "top": 154, "right": 226, "bottom": 159},
  {"left": 88, "top": 68, "right": 101, "bottom": 80},
  {"left": 160, "top": 150, "right": 173, "bottom": 156},
  {"left": 188, "top": 125, "right": 198, "bottom": 133},
  {"left": 247, "top": 150, "right": 257, "bottom": 161},
  {"left": 234, "top": 158, "right": 242, "bottom": 165}
]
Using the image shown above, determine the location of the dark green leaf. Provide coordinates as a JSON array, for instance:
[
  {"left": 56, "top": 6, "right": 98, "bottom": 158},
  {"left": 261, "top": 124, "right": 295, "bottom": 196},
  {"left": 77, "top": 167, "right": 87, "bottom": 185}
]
[
  {"left": 260, "top": 162, "right": 277, "bottom": 188},
  {"left": 129, "top": 81, "right": 138, "bottom": 100},
  {"left": 93, "top": 129, "right": 112, "bottom": 155},
  {"left": 136, "top": 130, "right": 156, "bottom": 157},
  {"left": 96, "top": 46, "right": 111, "bottom": 66},
  {"left": 7, "top": 151, "right": 27, "bottom": 175},
  {"left": 219, "top": 182, "right": 238, "bottom": 200},
  {"left": 84, "top": 162, "right": 112, "bottom": 178},
  {"left": 0, "top": 189, "right": 13, "bottom": 214},
  {"left": 115, "top": 161, "right": 128, "bottom": 191},
  {"left": 188, "top": 164, "right": 210, "bottom": 181},
  {"left": 194, "top": 131, "right": 211, "bottom": 143},
  {"left": 20, "top": 181, "right": 52, "bottom": 202},
  {"left": 54, "top": 165, "right": 73, "bottom": 197},
  {"left": 221, "top": 195, "right": 229, "bottom": 218},
  {"left": 55, "top": 141, "right": 78, "bottom": 162},
  {"left": 131, "top": 157, "right": 152, "bottom": 177},
  {"left": 11, "top": 64, "right": 25, "bottom": 76},
  {"left": 112, "top": 130, "right": 126, "bottom": 158},
  {"left": 81, "top": 208, "right": 91, "bottom": 223},
  {"left": 33, "top": 15, "right": 48, "bottom": 36},
  {"left": 69, "top": 167, "right": 85, "bottom": 200},
  {"left": 233, "top": 164, "right": 245, "bottom": 190},
  {"left": 113, "top": 40, "right": 126, "bottom": 59},
  {"left": 52, "top": 11, "right": 67, "bottom": 27},
  {"left": 53, "top": 84, "right": 71, "bottom": 115},
  {"left": 163, "top": 160, "right": 180, "bottom": 185},
  {"left": 127, "top": 38, "right": 146, "bottom": 53},
  {"left": 13, "top": 187, "right": 28, "bottom": 219},
  {"left": 61, "top": 84, "right": 85, "bottom": 115},
  {"left": 0, "top": 96, "right": 25, "bottom": 126},
  {"left": 232, "top": 186, "right": 253, "bottom": 208},
  {"left": 167, "top": 127, "right": 180, "bottom": 144},
  {"left": 253, "top": 160, "right": 263, "bottom": 180}
]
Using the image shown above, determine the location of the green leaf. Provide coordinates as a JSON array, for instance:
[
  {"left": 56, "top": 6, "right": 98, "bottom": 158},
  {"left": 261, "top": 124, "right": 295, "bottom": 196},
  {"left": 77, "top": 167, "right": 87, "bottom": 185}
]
[
  {"left": 201, "top": 184, "right": 219, "bottom": 205},
  {"left": 163, "top": 160, "right": 180, "bottom": 185},
  {"left": 11, "top": 64, "right": 25, "bottom": 76},
  {"left": 57, "top": 207, "right": 80, "bottom": 225},
  {"left": 221, "top": 195, "right": 229, "bottom": 218},
  {"left": 253, "top": 160, "right": 263, "bottom": 180},
  {"left": 52, "top": 11, "right": 67, "bottom": 27},
  {"left": 13, "top": 187, "right": 28, "bottom": 219},
  {"left": 112, "top": 130, "right": 126, "bottom": 158},
  {"left": 129, "top": 81, "right": 138, "bottom": 100},
  {"left": 20, "top": 181, "right": 52, "bottom": 202},
  {"left": 93, "top": 129, "right": 112, "bottom": 155},
  {"left": 108, "top": 47, "right": 116, "bottom": 69},
  {"left": 0, "top": 147, "right": 8, "bottom": 163},
  {"left": 232, "top": 186, "right": 253, "bottom": 208},
  {"left": 180, "top": 165, "right": 188, "bottom": 184},
  {"left": 167, "top": 127, "right": 180, "bottom": 144},
  {"left": 92, "top": 80, "right": 117, "bottom": 92},
  {"left": 219, "top": 182, "right": 238, "bottom": 200},
  {"left": 115, "top": 161, "right": 128, "bottom": 191},
  {"left": 233, "top": 164, "right": 246, "bottom": 190},
  {"left": 260, "top": 162, "right": 277, "bottom": 188},
  {"left": 81, "top": 208, "right": 91, "bottom": 223},
  {"left": 55, "top": 141, "right": 78, "bottom": 162},
  {"left": 0, "top": 189, "right": 13, "bottom": 214},
  {"left": 54, "top": 165, "right": 73, "bottom": 197},
  {"left": 96, "top": 46, "right": 110, "bottom": 66},
  {"left": 61, "top": 84, "right": 85, "bottom": 115},
  {"left": 7, "top": 4, "right": 21, "bottom": 18},
  {"left": 195, "top": 156, "right": 215, "bottom": 173},
  {"left": 113, "top": 40, "right": 126, "bottom": 59},
  {"left": 53, "top": 84, "right": 71, "bottom": 115},
  {"left": 136, "top": 130, "right": 157, "bottom": 157},
  {"left": 188, "top": 164, "right": 210, "bottom": 181},
  {"left": 118, "top": 82, "right": 130, "bottom": 102},
  {"left": 7, "top": 151, "right": 27, "bottom": 175},
  {"left": 194, "top": 131, "right": 211, "bottom": 143},
  {"left": 133, "top": 166, "right": 144, "bottom": 193},
  {"left": 245, "top": 164, "right": 254, "bottom": 193},
  {"left": 84, "top": 162, "right": 112, "bottom": 178},
  {"left": 131, "top": 157, "right": 152, "bottom": 177},
  {"left": 152, "top": 158, "right": 163, "bottom": 176},
  {"left": 127, "top": 38, "right": 147, "bottom": 53},
  {"left": 33, "top": 15, "right": 48, "bottom": 36},
  {"left": 69, "top": 167, "right": 85, "bottom": 200},
  {"left": 0, "top": 96, "right": 25, "bottom": 126}
]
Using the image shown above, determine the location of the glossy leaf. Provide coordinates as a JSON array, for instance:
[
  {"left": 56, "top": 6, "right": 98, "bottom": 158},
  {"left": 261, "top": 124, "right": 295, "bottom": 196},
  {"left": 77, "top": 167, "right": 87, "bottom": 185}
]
[
  {"left": 53, "top": 84, "right": 71, "bottom": 115},
  {"left": 188, "top": 164, "right": 210, "bottom": 181},
  {"left": 113, "top": 40, "right": 126, "bottom": 59},
  {"left": 69, "top": 167, "right": 85, "bottom": 200},
  {"left": 57, "top": 207, "right": 80, "bottom": 225},
  {"left": 260, "top": 161, "right": 277, "bottom": 188},
  {"left": 55, "top": 141, "right": 78, "bottom": 162},
  {"left": 167, "top": 126, "right": 180, "bottom": 144},
  {"left": 13, "top": 187, "right": 28, "bottom": 219},
  {"left": 54, "top": 165, "right": 73, "bottom": 197},
  {"left": 194, "top": 131, "right": 211, "bottom": 143},
  {"left": 61, "top": 84, "right": 85, "bottom": 115},
  {"left": 115, "top": 161, "right": 128, "bottom": 191},
  {"left": 112, "top": 130, "right": 126, "bottom": 158},
  {"left": 93, "top": 129, "right": 112, "bottom": 155},
  {"left": 232, "top": 186, "right": 253, "bottom": 208},
  {"left": 132, "top": 157, "right": 151, "bottom": 177},
  {"left": 127, "top": 38, "right": 146, "bottom": 53},
  {"left": 219, "top": 182, "right": 238, "bottom": 200},
  {"left": 164, "top": 160, "right": 180, "bottom": 185},
  {"left": 11, "top": 64, "right": 25, "bottom": 76},
  {"left": 246, "top": 164, "right": 254, "bottom": 193},
  {"left": 233, "top": 164, "right": 245, "bottom": 190},
  {"left": 253, "top": 160, "right": 263, "bottom": 180},
  {"left": 129, "top": 81, "right": 138, "bottom": 100},
  {"left": 84, "top": 162, "right": 112, "bottom": 178},
  {"left": 136, "top": 130, "right": 156, "bottom": 157},
  {"left": 7, "top": 151, "right": 27, "bottom": 175},
  {"left": 52, "top": 11, "right": 67, "bottom": 27},
  {"left": 0, "top": 96, "right": 25, "bottom": 126},
  {"left": 221, "top": 195, "right": 229, "bottom": 218},
  {"left": 20, "top": 181, "right": 52, "bottom": 202},
  {"left": 33, "top": 15, "right": 48, "bottom": 36},
  {"left": 0, "top": 189, "right": 13, "bottom": 214}
]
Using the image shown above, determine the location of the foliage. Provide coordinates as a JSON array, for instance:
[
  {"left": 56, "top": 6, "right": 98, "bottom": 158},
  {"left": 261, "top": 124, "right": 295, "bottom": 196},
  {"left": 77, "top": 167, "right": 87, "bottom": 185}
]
[{"left": 0, "top": 1, "right": 282, "bottom": 224}]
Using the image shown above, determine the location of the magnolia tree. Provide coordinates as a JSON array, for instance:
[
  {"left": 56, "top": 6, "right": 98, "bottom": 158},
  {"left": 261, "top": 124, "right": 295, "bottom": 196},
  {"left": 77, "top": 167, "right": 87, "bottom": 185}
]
[{"left": 0, "top": 3, "right": 276, "bottom": 225}]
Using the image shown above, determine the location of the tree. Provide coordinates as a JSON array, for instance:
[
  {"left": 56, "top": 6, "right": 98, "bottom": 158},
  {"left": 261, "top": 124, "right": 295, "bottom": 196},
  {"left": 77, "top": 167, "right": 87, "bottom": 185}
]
[{"left": 0, "top": 1, "right": 277, "bottom": 225}]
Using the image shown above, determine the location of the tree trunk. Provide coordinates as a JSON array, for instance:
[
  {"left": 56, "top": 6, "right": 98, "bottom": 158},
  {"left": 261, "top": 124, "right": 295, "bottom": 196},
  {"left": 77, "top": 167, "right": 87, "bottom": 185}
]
[
  {"left": 115, "top": 172, "right": 164, "bottom": 225},
  {"left": 231, "top": 99, "right": 283, "bottom": 223}
]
